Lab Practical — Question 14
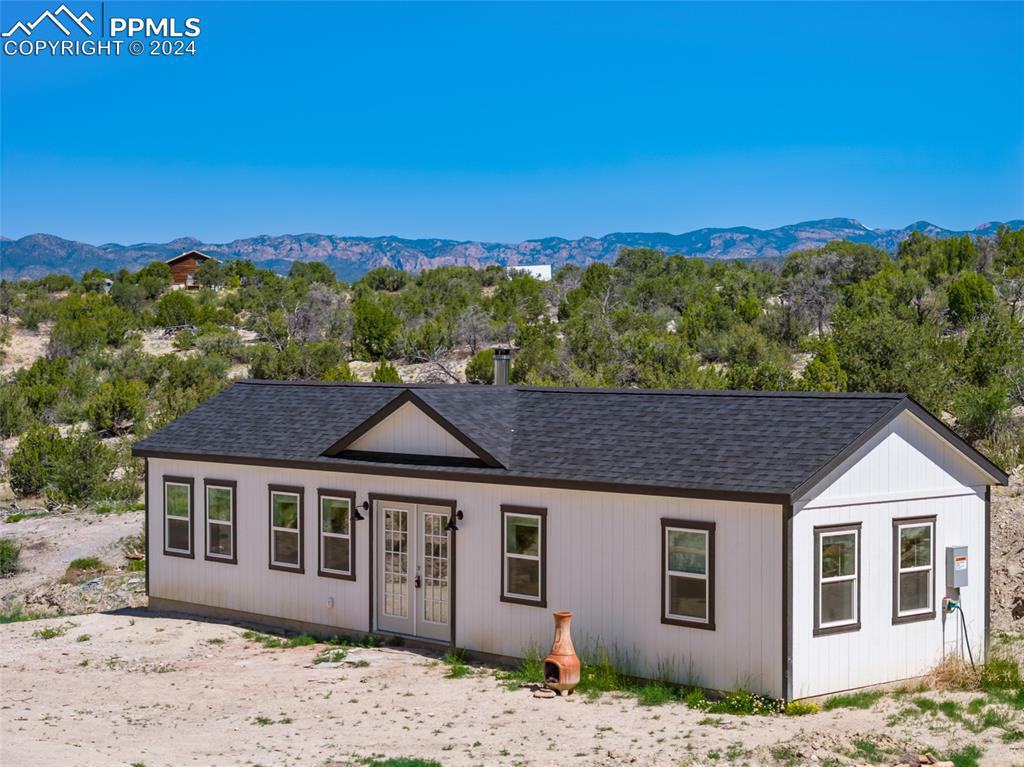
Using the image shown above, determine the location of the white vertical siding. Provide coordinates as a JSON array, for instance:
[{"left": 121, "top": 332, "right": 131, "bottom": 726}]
[
  {"left": 147, "top": 459, "right": 783, "bottom": 697},
  {"left": 348, "top": 402, "right": 477, "bottom": 458},
  {"left": 791, "top": 411, "right": 990, "bottom": 698}
]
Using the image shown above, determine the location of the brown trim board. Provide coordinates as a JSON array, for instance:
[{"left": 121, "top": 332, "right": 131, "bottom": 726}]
[
  {"left": 782, "top": 503, "right": 792, "bottom": 700},
  {"left": 500, "top": 505, "right": 548, "bottom": 609},
  {"left": 144, "top": 458, "right": 150, "bottom": 596},
  {"left": 985, "top": 486, "right": 991, "bottom": 658},
  {"left": 133, "top": 450, "right": 790, "bottom": 506}
]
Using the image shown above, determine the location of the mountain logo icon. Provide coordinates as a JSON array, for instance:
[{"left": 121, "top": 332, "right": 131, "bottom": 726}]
[{"left": 2, "top": 4, "right": 94, "bottom": 38}]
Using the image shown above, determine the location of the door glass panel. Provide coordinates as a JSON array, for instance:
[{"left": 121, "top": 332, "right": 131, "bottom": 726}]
[
  {"left": 383, "top": 508, "right": 408, "bottom": 618},
  {"left": 422, "top": 512, "right": 449, "bottom": 625}
]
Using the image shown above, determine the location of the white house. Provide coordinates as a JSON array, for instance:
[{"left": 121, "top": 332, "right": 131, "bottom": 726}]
[
  {"left": 133, "top": 378, "right": 1006, "bottom": 700},
  {"left": 508, "top": 264, "right": 552, "bottom": 281}
]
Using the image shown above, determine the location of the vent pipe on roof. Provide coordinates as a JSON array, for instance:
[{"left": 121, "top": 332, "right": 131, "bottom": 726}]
[{"left": 493, "top": 348, "right": 511, "bottom": 386}]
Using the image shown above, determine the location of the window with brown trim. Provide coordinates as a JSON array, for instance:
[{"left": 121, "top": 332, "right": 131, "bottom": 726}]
[
  {"left": 163, "top": 476, "right": 194, "bottom": 558},
  {"left": 661, "top": 519, "right": 715, "bottom": 630},
  {"left": 893, "top": 516, "right": 936, "bottom": 624},
  {"left": 204, "top": 479, "right": 237, "bottom": 564},
  {"left": 269, "top": 485, "right": 304, "bottom": 573},
  {"left": 500, "top": 505, "right": 546, "bottom": 607},
  {"left": 317, "top": 489, "right": 356, "bottom": 580},
  {"left": 813, "top": 523, "right": 861, "bottom": 636}
]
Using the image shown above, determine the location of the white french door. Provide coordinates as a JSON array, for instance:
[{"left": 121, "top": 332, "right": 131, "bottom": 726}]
[{"left": 376, "top": 500, "right": 452, "bottom": 642}]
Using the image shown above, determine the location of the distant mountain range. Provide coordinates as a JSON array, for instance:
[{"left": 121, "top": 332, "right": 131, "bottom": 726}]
[{"left": 2, "top": 218, "right": 1021, "bottom": 282}]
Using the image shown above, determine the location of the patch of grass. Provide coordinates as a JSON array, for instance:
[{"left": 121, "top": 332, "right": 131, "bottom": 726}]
[
  {"left": 822, "top": 690, "right": 883, "bottom": 710},
  {"left": 63, "top": 556, "right": 109, "bottom": 582},
  {"left": 0, "top": 537, "right": 21, "bottom": 575},
  {"left": 5, "top": 512, "right": 50, "bottom": 524},
  {"left": 205, "top": 637, "right": 225, "bottom": 645},
  {"left": 76, "top": 633, "right": 91, "bottom": 642},
  {"left": 784, "top": 700, "right": 819, "bottom": 716},
  {"left": 635, "top": 681, "right": 675, "bottom": 706},
  {"left": 497, "top": 645, "right": 544, "bottom": 689},
  {"left": 912, "top": 696, "right": 938, "bottom": 713},
  {"left": 946, "top": 745, "right": 983, "bottom": 767},
  {"left": 33, "top": 621, "right": 75, "bottom": 640},
  {"left": 241, "top": 629, "right": 316, "bottom": 649},
  {"left": 442, "top": 650, "right": 471, "bottom": 678},
  {"left": 358, "top": 759, "right": 443, "bottom": 767},
  {"left": 125, "top": 559, "right": 146, "bottom": 572},
  {"left": 848, "top": 738, "right": 883, "bottom": 762},
  {"left": 252, "top": 716, "right": 274, "bottom": 726},
  {"left": 980, "top": 656, "right": 1022, "bottom": 690},
  {"left": 351, "top": 659, "right": 370, "bottom": 668},
  {"left": 314, "top": 647, "right": 348, "bottom": 665},
  {"left": 0, "top": 603, "right": 53, "bottom": 624},
  {"left": 769, "top": 745, "right": 801, "bottom": 767},
  {"left": 1001, "top": 729, "right": 1024, "bottom": 743}
]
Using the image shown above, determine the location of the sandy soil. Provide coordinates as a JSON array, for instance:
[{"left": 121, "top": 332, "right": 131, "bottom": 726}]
[
  {"left": 0, "top": 507, "right": 146, "bottom": 615},
  {"left": 0, "top": 321, "right": 51, "bottom": 375},
  {"left": 0, "top": 611, "right": 1020, "bottom": 767}
]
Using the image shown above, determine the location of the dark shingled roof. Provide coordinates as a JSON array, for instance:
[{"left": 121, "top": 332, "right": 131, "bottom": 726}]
[{"left": 133, "top": 381, "right": 1007, "bottom": 502}]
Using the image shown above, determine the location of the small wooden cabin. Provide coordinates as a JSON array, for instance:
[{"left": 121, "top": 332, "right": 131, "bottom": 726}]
[
  {"left": 133, "top": 380, "right": 1006, "bottom": 700},
  {"left": 166, "top": 250, "right": 217, "bottom": 288}
]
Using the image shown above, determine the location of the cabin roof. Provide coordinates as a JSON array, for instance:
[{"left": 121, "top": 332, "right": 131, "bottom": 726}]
[
  {"left": 133, "top": 381, "right": 1008, "bottom": 502},
  {"left": 165, "top": 250, "right": 218, "bottom": 265}
]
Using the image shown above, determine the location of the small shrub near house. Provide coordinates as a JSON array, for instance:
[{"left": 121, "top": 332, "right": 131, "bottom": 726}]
[
  {"left": 0, "top": 538, "right": 21, "bottom": 576},
  {"left": 64, "top": 556, "right": 110, "bottom": 582},
  {"left": 465, "top": 348, "right": 494, "bottom": 384}
]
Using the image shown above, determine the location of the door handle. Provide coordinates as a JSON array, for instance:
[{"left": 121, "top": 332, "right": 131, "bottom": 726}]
[{"left": 414, "top": 575, "right": 422, "bottom": 589}]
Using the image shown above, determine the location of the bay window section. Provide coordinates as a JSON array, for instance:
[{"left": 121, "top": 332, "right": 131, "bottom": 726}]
[
  {"left": 814, "top": 524, "right": 860, "bottom": 635},
  {"left": 661, "top": 519, "right": 715, "bottom": 630}
]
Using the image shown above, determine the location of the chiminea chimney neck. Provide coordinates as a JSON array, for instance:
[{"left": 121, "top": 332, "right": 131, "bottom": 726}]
[{"left": 493, "top": 347, "right": 511, "bottom": 386}]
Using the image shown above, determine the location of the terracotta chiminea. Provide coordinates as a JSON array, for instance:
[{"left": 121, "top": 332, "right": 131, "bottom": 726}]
[{"left": 543, "top": 611, "right": 581, "bottom": 695}]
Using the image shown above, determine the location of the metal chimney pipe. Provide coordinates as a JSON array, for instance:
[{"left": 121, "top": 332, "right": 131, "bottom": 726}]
[{"left": 493, "top": 348, "right": 511, "bottom": 386}]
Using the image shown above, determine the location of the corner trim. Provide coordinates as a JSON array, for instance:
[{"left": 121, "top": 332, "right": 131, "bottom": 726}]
[
  {"left": 984, "top": 486, "right": 991, "bottom": 659},
  {"left": 782, "top": 503, "right": 792, "bottom": 700}
]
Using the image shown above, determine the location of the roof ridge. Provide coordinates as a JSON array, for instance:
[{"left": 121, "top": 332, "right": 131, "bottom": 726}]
[{"left": 235, "top": 378, "right": 907, "bottom": 400}]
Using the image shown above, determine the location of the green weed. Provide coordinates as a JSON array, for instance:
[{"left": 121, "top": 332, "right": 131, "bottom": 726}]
[{"left": 822, "top": 690, "right": 883, "bottom": 710}]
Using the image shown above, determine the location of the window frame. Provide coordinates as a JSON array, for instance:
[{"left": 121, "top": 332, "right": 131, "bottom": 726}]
[
  {"left": 317, "top": 488, "right": 356, "bottom": 581},
  {"left": 203, "top": 479, "right": 237, "bottom": 564},
  {"left": 892, "top": 515, "right": 937, "bottom": 625},
  {"left": 661, "top": 518, "right": 716, "bottom": 631},
  {"left": 500, "top": 505, "right": 547, "bottom": 607},
  {"left": 163, "top": 476, "right": 194, "bottom": 558},
  {"left": 268, "top": 484, "right": 304, "bottom": 573},
  {"left": 813, "top": 522, "right": 861, "bottom": 636}
]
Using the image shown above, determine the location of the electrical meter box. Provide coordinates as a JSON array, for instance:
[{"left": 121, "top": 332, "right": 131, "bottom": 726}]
[{"left": 946, "top": 546, "right": 968, "bottom": 589}]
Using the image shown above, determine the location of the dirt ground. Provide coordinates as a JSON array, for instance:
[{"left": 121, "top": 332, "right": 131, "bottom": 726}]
[
  {"left": 0, "top": 611, "right": 1020, "bottom": 767},
  {"left": 0, "top": 321, "right": 51, "bottom": 376}
]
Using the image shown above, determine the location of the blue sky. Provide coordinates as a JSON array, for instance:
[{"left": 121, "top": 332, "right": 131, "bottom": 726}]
[{"left": 1, "top": 1, "right": 1022, "bottom": 244}]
